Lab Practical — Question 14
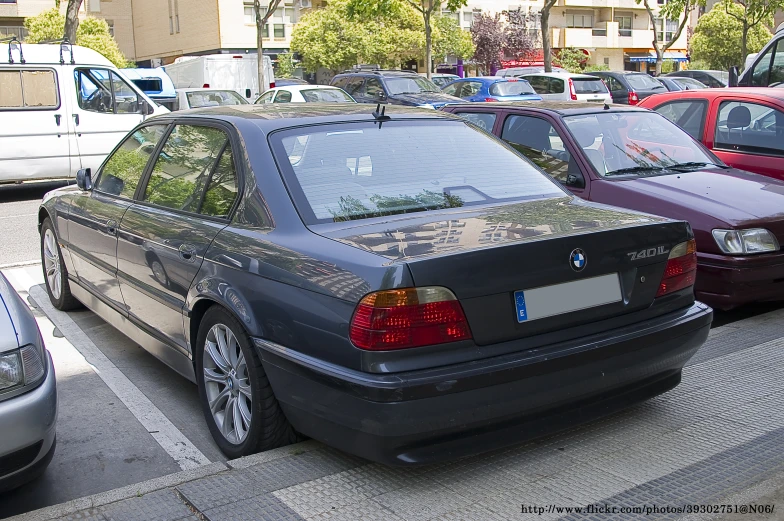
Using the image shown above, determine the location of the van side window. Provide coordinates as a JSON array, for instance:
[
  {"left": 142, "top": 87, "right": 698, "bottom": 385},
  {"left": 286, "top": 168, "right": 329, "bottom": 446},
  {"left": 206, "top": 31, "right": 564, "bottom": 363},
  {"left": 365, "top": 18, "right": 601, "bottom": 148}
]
[
  {"left": 0, "top": 70, "right": 59, "bottom": 109},
  {"left": 97, "top": 125, "right": 168, "bottom": 198},
  {"left": 76, "top": 68, "right": 140, "bottom": 114}
]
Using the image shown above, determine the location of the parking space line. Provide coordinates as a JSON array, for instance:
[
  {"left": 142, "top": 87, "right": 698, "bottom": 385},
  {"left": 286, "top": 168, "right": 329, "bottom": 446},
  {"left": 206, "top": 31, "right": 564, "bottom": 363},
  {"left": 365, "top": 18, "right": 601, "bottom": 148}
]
[{"left": 3, "top": 266, "right": 210, "bottom": 471}]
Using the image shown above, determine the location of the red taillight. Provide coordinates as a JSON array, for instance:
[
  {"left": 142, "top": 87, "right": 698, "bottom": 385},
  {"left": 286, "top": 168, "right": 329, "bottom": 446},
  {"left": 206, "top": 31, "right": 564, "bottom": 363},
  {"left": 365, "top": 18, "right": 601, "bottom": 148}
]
[
  {"left": 203, "top": 83, "right": 210, "bottom": 88},
  {"left": 568, "top": 78, "right": 577, "bottom": 101},
  {"left": 484, "top": 97, "right": 499, "bottom": 102},
  {"left": 656, "top": 239, "right": 697, "bottom": 297},
  {"left": 349, "top": 287, "right": 472, "bottom": 351},
  {"left": 628, "top": 91, "right": 639, "bottom": 105},
  {"left": 270, "top": 82, "right": 275, "bottom": 88}
]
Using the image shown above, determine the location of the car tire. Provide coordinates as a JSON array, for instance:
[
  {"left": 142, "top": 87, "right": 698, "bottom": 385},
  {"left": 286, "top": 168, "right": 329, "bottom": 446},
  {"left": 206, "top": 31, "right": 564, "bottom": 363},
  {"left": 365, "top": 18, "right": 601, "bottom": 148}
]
[
  {"left": 195, "top": 306, "right": 298, "bottom": 459},
  {"left": 40, "top": 218, "right": 81, "bottom": 311}
]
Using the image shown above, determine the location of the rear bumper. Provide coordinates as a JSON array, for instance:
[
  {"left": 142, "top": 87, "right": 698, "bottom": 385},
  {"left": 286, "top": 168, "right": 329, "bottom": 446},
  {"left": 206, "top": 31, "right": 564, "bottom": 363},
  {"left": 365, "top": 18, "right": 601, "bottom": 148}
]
[
  {"left": 0, "top": 352, "right": 57, "bottom": 491},
  {"left": 255, "top": 302, "right": 712, "bottom": 465},
  {"left": 696, "top": 253, "right": 784, "bottom": 310}
]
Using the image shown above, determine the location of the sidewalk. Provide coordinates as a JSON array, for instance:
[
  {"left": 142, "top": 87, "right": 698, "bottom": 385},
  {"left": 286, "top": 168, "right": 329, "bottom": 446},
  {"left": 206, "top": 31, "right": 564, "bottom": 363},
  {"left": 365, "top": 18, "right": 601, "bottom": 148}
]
[{"left": 8, "top": 308, "right": 784, "bottom": 521}]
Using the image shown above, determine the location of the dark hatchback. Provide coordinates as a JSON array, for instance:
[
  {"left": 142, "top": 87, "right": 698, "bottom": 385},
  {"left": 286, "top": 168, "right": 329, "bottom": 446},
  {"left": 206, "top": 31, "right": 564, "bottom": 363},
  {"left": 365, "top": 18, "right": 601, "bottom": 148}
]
[
  {"left": 39, "top": 104, "right": 711, "bottom": 465},
  {"left": 590, "top": 71, "right": 666, "bottom": 105},
  {"left": 443, "top": 101, "right": 784, "bottom": 310},
  {"left": 330, "top": 70, "right": 462, "bottom": 108}
]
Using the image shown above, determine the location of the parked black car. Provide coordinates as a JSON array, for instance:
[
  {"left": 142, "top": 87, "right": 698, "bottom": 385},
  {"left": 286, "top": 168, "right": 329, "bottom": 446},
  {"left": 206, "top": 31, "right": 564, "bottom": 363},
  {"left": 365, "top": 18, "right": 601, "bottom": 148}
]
[
  {"left": 330, "top": 69, "right": 462, "bottom": 108},
  {"left": 39, "top": 104, "right": 711, "bottom": 465},
  {"left": 666, "top": 70, "right": 728, "bottom": 88},
  {"left": 658, "top": 76, "right": 708, "bottom": 91},
  {"left": 590, "top": 71, "right": 666, "bottom": 105}
]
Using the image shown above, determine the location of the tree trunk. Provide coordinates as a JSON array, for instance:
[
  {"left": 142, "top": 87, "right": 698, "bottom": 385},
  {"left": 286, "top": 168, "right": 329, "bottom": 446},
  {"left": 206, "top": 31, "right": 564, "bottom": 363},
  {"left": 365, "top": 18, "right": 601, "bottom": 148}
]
[
  {"left": 541, "top": 8, "right": 552, "bottom": 73},
  {"left": 64, "top": 0, "right": 82, "bottom": 43},
  {"left": 741, "top": 22, "right": 748, "bottom": 66},
  {"left": 424, "top": 11, "right": 432, "bottom": 78},
  {"left": 255, "top": 0, "right": 275, "bottom": 95}
]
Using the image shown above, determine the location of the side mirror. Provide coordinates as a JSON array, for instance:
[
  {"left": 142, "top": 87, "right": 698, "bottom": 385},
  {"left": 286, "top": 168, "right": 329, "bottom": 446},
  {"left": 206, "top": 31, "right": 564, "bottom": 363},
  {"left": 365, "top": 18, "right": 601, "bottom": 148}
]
[
  {"left": 139, "top": 99, "right": 155, "bottom": 115},
  {"left": 565, "top": 173, "right": 586, "bottom": 189},
  {"left": 76, "top": 168, "right": 92, "bottom": 191},
  {"left": 729, "top": 66, "right": 739, "bottom": 87}
]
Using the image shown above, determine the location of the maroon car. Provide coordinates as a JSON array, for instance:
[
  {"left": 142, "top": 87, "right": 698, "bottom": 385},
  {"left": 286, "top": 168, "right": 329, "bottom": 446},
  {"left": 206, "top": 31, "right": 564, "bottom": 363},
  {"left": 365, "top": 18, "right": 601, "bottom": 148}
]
[{"left": 442, "top": 102, "right": 784, "bottom": 310}]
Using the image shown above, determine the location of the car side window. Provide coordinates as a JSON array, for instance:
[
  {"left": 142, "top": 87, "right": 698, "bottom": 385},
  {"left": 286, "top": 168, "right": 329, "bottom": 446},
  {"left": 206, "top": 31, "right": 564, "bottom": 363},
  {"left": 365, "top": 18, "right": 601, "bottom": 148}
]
[
  {"left": 76, "top": 68, "right": 140, "bottom": 114},
  {"left": 256, "top": 91, "right": 275, "bottom": 104},
  {"left": 273, "top": 90, "right": 292, "bottom": 103},
  {"left": 365, "top": 78, "right": 383, "bottom": 99},
  {"left": 0, "top": 69, "right": 59, "bottom": 109},
  {"left": 653, "top": 100, "right": 707, "bottom": 140},
  {"left": 606, "top": 76, "right": 624, "bottom": 92},
  {"left": 331, "top": 77, "right": 347, "bottom": 89},
  {"left": 770, "top": 40, "right": 784, "bottom": 86},
  {"left": 343, "top": 77, "right": 365, "bottom": 97},
  {"left": 96, "top": 124, "right": 168, "bottom": 198},
  {"left": 501, "top": 115, "right": 582, "bottom": 187},
  {"left": 463, "top": 82, "right": 483, "bottom": 97},
  {"left": 200, "top": 145, "right": 239, "bottom": 218},
  {"left": 143, "top": 125, "right": 230, "bottom": 212},
  {"left": 454, "top": 112, "right": 496, "bottom": 131},
  {"left": 526, "top": 76, "right": 550, "bottom": 94},
  {"left": 715, "top": 101, "right": 784, "bottom": 156},
  {"left": 441, "top": 82, "right": 461, "bottom": 96},
  {"left": 549, "top": 77, "right": 565, "bottom": 94}
]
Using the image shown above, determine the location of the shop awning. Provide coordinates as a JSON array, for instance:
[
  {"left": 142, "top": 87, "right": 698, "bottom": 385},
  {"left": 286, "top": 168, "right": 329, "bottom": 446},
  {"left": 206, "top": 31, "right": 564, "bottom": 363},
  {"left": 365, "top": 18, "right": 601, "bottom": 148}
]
[{"left": 627, "top": 51, "right": 688, "bottom": 63}]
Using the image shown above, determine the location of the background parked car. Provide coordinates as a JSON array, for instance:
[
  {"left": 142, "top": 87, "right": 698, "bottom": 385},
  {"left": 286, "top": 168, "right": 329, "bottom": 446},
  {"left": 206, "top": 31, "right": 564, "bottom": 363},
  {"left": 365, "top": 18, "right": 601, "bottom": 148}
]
[
  {"left": 440, "top": 77, "right": 542, "bottom": 102},
  {"left": 256, "top": 85, "right": 356, "bottom": 104},
  {"left": 639, "top": 88, "right": 784, "bottom": 181},
  {"left": 0, "top": 272, "right": 57, "bottom": 493},
  {"left": 173, "top": 88, "right": 249, "bottom": 110},
  {"left": 125, "top": 68, "right": 178, "bottom": 111},
  {"left": 658, "top": 76, "right": 708, "bottom": 91},
  {"left": 665, "top": 70, "right": 729, "bottom": 88},
  {"left": 590, "top": 71, "right": 666, "bottom": 105},
  {"left": 522, "top": 73, "right": 612, "bottom": 103},
  {"left": 496, "top": 66, "right": 567, "bottom": 77},
  {"left": 443, "top": 101, "right": 784, "bottom": 310},
  {"left": 274, "top": 78, "right": 310, "bottom": 87},
  {"left": 426, "top": 73, "right": 460, "bottom": 88},
  {"left": 330, "top": 69, "right": 462, "bottom": 108},
  {"left": 738, "top": 23, "right": 784, "bottom": 87}
]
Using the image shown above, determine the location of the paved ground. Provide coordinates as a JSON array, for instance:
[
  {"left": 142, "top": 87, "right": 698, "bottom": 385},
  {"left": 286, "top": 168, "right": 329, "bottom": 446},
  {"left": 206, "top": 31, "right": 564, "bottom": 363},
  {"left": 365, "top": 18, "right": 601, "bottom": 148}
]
[{"left": 1, "top": 264, "right": 784, "bottom": 520}]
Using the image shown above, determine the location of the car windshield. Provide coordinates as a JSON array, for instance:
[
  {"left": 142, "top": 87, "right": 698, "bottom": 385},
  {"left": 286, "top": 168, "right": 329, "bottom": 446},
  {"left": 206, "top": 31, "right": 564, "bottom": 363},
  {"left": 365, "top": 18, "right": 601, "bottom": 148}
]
[
  {"left": 490, "top": 81, "right": 536, "bottom": 96},
  {"left": 625, "top": 74, "right": 664, "bottom": 90},
  {"left": 384, "top": 76, "right": 440, "bottom": 94},
  {"left": 186, "top": 90, "right": 247, "bottom": 107},
  {"left": 572, "top": 78, "right": 609, "bottom": 94},
  {"left": 563, "top": 112, "right": 720, "bottom": 177},
  {"left": 300, "top": 88, "right": 355, "bottom": 102},
  {"left": 271, "top": 121, "right": 563, "bottom": 224}
]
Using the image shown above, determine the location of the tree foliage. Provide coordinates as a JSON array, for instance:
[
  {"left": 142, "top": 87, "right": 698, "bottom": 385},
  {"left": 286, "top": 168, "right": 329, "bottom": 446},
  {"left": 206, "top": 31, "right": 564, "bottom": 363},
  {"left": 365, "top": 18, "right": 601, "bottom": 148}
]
[
  {"left": 691, "top": 0, "right": 772, "bottom": 69},
  {"left": 555, "top": 47, "right": 586, "bottom": 73},
  {"left": 503, "top": 7, "right": 538, "bottom": 62},
  {"left": 636, "top": 0, "right": 704, "bottom": 75},
  {"left": 432, "top": 15, "right": 475, "bottom": 61},
  {"left": 470, "top": 12, "right": 504, "bottom": 74},
  {"left": 276, "top": 51, "right": 297, "bottom": 78},
  {"left": 24, "top": 9, "right": 130, "bottom": 67},
  {"left": 721, "top": 0, "right": 782, "bottom": 62}
]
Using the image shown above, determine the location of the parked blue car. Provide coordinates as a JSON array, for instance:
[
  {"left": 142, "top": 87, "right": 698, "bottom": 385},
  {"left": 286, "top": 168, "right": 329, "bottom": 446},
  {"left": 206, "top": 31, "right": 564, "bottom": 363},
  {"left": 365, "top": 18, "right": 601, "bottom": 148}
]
[{"left": 441, "top": 76, "right": 542, "bottom": 102}]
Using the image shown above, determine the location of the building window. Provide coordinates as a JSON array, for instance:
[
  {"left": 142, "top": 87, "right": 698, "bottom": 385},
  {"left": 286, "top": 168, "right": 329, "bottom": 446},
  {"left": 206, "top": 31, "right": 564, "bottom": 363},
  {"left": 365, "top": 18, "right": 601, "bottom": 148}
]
[
  {"left": 615, "top": 15, "right": 632, "bottom": 37},
  {"left": 273, "top": 24, "right": 285, "bottom": 38},
  {"left": 566, "top": 13, "right": 593, "bottom": 28},
  {"left": 463, "top": 11, "right": 474, "bottom": 25},
  {"left": 0, "top": 25, "right": 27, "bottom": 39},
  {"left": 442, "top": 9, "right": 459, "bottom": 22},
  {"left": 655, "top": 18, "right": 678, "bottom": 42},
  {"left": 107, "top": 21, "right": 114, "bottom": 37}
]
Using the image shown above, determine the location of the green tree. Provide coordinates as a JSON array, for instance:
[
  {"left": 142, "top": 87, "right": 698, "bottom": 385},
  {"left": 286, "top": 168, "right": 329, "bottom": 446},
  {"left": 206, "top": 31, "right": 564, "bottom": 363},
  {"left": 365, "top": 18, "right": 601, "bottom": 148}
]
[
  {"left": 276, "top": 51, "right": 296, "bottom": 78},
  {"left": 346, "top": 0, "right": 468, "bottom": 78},
  {"left": 555, "top": 47, "right": 586, "bottom": 73},
  {"left": 431, "top": 14, "right": 475, "bottom": 61},
  {"left": 691, "top": 1, "right": 772, "bottom": 69},
  {"left": 636, "top": 0, "right": 704, "bottom": 75},
  {"left": 24, "top": 9, "right": 130, "bottom": 67},
  {"left": 722, "top": 0, "right": 783, "bottom": 64}
]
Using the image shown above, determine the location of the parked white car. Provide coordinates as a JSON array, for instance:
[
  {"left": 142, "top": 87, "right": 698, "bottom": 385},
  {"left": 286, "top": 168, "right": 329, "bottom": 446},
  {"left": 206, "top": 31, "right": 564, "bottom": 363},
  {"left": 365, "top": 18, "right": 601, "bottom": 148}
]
[
  {"left": 255, "top": 85, "right": 356, "bottom": 104},
  {"left": 521, "top": 72, "right": 612, "bottom": 103},
  {"left": 173, "top": 88, "right": 249, "bottom": 111},
  {"left": 497, "top": 66, "right": 567, "bottom": 78},
  {"left": 0, "top": 41, "right": 166, "bottom": 184}
]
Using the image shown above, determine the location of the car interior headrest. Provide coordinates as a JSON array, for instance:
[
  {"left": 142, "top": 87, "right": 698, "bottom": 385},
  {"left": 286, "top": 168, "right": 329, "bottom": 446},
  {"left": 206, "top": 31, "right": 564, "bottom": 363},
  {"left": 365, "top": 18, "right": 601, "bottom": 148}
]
[{"left": 727, "top": 105, "right": 752, "bottom": 129}]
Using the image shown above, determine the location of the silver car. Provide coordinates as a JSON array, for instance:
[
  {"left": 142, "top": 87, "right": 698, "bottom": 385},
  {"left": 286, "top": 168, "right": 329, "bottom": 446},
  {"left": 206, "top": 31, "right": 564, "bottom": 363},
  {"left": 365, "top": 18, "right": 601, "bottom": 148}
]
[{"left": 0, "top": 272, "right": 57, "bottom": 492}]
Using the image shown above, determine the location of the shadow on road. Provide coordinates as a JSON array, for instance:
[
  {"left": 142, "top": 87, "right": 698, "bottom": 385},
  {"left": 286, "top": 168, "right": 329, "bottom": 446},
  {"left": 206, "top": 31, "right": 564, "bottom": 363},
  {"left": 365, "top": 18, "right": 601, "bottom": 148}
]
[{"left": 0, "top": 181, "right": 72, "bottom": 205}]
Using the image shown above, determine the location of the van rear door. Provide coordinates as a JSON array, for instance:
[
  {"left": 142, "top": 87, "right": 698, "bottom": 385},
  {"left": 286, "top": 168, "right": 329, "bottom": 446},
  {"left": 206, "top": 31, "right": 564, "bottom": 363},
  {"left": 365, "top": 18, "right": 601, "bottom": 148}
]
[{"left": 0, "top": 66, "right": 72, "bottom": 182}]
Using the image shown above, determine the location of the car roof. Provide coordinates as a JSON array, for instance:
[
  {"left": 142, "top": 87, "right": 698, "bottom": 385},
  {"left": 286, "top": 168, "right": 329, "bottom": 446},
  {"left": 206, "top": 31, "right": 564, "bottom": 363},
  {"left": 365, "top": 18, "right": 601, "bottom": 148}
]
[
  {"left": 1, "top": 43, "right": 114, "bottom": 67},
  {"left": 169, "top": 103, "right": 457, "bottom": 129},
  {"left": 175, "top": 88, "right": 239, "bottom": 93},
  {"left": 641, "top": 87, "right": 784, "bottom": 103},
  {"left": 336, "top": 70, "right": 420, "bottom": 78},
  {"left": 521, "top": 72, "right": 602, "bottom": 79},
  {"left": 443, "top": 100, "right": 647, "bottom": 116},
  {"left": 268, "top": 85, "right": 343, "bottom": 92}
]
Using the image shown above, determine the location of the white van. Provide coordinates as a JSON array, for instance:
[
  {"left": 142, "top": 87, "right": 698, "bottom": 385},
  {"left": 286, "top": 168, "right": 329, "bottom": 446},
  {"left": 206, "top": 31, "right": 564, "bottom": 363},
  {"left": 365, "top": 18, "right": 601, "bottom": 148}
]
[
  {"left": 164, "top": 54, "right": 275, "bottom": 102},
  {"left": 0, "top": 41, "right": 167, "bottom": 184}
]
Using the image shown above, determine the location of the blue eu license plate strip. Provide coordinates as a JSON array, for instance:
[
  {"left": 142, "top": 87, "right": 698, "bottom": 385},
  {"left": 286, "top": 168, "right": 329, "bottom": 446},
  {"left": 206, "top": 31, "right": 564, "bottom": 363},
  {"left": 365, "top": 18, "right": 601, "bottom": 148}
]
[{"left": 514, "top": 291, "right": 528, "bottom": 322}]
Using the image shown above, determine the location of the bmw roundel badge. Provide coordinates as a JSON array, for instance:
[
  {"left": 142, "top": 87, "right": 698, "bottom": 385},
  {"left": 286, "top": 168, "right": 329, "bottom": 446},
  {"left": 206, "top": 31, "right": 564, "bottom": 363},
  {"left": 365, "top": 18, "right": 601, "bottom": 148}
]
[{"left": 570, "top": 248, "right": 587, "bottom": 272}]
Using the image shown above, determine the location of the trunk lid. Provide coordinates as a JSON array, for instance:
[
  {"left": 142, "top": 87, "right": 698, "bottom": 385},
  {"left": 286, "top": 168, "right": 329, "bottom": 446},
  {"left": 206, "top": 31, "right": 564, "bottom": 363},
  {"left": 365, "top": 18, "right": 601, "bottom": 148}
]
[{"left": 315, "top": 197, "right": 692, "bottom": 345}]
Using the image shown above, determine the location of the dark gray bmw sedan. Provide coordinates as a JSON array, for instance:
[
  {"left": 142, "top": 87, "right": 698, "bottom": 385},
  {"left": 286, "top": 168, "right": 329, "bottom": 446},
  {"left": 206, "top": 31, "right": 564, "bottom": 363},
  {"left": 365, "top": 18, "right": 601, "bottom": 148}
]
[{"left": 38, "top": 104, "right": 712, "bottom": 465}]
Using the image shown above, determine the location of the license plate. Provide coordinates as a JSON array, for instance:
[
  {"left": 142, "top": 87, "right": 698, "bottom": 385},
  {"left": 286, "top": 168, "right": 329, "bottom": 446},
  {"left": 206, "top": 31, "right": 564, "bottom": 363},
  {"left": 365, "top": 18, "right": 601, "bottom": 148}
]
[{"left": 514, "top": 273, "right": 622, "bottom": 323}]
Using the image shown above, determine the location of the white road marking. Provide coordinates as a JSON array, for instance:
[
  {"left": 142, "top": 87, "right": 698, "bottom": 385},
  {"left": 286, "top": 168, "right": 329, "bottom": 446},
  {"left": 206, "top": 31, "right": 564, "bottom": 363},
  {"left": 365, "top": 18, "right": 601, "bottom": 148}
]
[
  {"left": 3, "top": 265, "right": 211, "bottom": 471},
  {"left": 0, "top": 212, "right": 37, "bottom": 220}
]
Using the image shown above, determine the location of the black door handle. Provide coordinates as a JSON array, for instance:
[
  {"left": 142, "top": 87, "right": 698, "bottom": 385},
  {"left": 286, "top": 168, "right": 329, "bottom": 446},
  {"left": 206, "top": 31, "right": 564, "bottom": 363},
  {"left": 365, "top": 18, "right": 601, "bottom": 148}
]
[
  {"left": 73, "top": 114, "right": 80, "bottom": 126},
  {"left": 55, "top": 114, "right": 61, "bottom": 126},
  {"left": 106, "top": 219, "right": 118, "bottom": 236},
  {"left": 179, "top": 243, "right": 196, "bottom": 261}
]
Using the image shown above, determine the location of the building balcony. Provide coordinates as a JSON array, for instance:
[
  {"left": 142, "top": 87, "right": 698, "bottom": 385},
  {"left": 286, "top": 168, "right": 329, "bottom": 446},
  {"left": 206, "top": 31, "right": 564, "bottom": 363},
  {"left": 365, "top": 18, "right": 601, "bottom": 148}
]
[
  {"left": 553, "top": 22, "right": 622, "bottom": 48},
  {"left": 558, "top": 0, "right": 645, "bottom": 8},
  {"left": 0, "top": 2, "right": 18, "bottom": 17}
]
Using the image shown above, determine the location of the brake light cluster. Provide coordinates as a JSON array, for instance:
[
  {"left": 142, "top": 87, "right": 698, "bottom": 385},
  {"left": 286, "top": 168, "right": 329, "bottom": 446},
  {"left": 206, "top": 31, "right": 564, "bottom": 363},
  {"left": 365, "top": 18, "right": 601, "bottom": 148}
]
[
  {"left": 349, "top": 287, "right": 472, "bottom": 350},
  {"left": 484, "top": 97, "right": 499, "bottom": 102},
  {"left": 656, "top": 239, "right": 697, "bottom": 297},
  {"left": 628, "top": 91, "right": 639, "bottom": 105},
  {"left": 568, "top": 78, "right": 577, "bottom": 101}
]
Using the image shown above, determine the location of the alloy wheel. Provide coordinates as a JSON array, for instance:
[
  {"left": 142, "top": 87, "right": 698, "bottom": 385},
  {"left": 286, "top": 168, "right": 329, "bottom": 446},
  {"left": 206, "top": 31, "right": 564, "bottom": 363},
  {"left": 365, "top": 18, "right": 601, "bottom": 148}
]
[
  {"left": 203, "top": 323, "right": 252, "bottom": 444},
  {"left": 43, "top": 229, "right": 62, "bottom": 300}
]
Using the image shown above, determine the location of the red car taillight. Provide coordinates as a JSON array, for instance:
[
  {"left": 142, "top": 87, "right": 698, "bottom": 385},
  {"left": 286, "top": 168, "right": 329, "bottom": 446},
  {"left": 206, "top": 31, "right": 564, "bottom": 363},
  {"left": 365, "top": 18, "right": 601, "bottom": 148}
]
[
  {"left": 484, "top": 97, "right": 499, "bottom": 102},
  {"left": 270, "top": 82, "right": 275, "bottom": 88},
  {"left": 349, "top": 287, "right": 472, "bottom": 350},
  {"left": 628, "top": 91, "right": 639, "bottom": 105},
  {"left": 568, "top": 78, "right": 577, "bottom": 100},
  {"left": 656, "top": 239, "right": 697, "bottom": 297}
]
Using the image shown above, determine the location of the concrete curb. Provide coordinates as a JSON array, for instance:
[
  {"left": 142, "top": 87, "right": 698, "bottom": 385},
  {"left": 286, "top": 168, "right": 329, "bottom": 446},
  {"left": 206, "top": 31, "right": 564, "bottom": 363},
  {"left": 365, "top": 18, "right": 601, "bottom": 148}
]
[{"left": 6, "top": 440, "right": 322, "bottom": 521}]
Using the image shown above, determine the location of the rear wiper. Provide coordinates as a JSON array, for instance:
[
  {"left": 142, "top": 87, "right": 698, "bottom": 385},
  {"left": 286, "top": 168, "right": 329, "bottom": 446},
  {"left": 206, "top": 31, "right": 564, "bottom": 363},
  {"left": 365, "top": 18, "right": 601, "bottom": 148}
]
[
  {"left": 605, "top": 166, "right": 665, "bottom": 176},
  {"left": 668, "top": 161, "right": 729, "bottom": 170}
]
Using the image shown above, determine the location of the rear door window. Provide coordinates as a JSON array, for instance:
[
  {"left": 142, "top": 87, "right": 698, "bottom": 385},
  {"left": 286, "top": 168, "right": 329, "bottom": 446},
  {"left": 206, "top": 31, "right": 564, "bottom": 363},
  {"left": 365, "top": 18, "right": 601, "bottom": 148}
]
[
  {"left": 653, "top": 100, "right": 708, "bottom": 140},
  {"left": 96, "top": 125, "right": 169, "bottom": 198},
  {"left": 270, "top": 121, "right": 562, "bottom": 223},
  {"left": 343, "top": 77, "right": 365, "bottom": 97},
  {"left": 441, "top": 82, "right": 461, "bottom": 96},
  {"left": 549, "top": 77, "right": 565, "bottom": 94},
  {"left": 714, "top": 101, "right": 784, "bottom": 156},
  {"left": 605, "top": 76, "right": 625, "bottom": 92},
  {"left": 0, "top": 69, "right": 59, "bottom": 109},
  {"left": 526, "top": 76, "right": 550, "bottom": 94}
]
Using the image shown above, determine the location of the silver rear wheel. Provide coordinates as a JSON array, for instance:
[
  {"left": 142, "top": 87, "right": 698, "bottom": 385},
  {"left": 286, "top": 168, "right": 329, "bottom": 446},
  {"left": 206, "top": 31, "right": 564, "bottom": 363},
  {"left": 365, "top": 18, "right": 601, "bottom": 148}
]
[{"left": 43, "top": 228, "right": 62, "bottom": 300}]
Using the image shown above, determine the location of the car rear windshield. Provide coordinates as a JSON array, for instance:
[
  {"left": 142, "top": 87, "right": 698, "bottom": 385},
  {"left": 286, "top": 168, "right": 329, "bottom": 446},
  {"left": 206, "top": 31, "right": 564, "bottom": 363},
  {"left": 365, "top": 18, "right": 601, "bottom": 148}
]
[
  {"left": 384, "top": 76, "right": 440, "bottom": 94},
  {"left": 186, "top": 90, "right": 247, "bottom": 107},
  {"left": 572, "top": 78, "right": 608, "bottom": 94},
  {"left": 625, "top": 74, "right": 664, "bottom": 90},
  {"left": 490, "top": 81, "right": 536, "bottom": 96},
  {"left": 270, "top": 120, "right": 563, "bottom": 224},
  {"left": 300, "top": 88, "right": 354, "bottom": 102}
]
